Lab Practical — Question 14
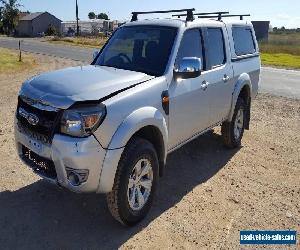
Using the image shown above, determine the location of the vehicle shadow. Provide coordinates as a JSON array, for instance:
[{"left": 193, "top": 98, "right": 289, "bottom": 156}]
[{"left": 0, "top": 131, "right": 239, "bottom": 249}]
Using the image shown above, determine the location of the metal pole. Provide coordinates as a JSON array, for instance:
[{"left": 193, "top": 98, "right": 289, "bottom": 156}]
[{"left": 76, "top": 0, "right": 79, "bottom": 36}]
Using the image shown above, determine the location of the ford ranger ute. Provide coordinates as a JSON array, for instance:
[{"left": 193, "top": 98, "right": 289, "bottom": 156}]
[{"left": 15, "top": 9, "right": 260, "bottom": 226}]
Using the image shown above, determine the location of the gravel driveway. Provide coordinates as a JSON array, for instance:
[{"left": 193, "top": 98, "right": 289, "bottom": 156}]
[{"left": 0, "top": 53, "right": 299, "bottom": 249}]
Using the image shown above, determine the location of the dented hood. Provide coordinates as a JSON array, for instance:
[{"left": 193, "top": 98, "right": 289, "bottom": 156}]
[{"left": 20, "top": 65, "right": 153, "bottom": 109}]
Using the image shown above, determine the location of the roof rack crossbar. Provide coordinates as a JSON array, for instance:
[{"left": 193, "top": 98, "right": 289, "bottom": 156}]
[
  {"left": 173, "top": 11, "right": 229, "bottom": 21},
  {"left": 131, "top": 8, "right": 195, "bottom": 22},
  {"left": 197, "top": 14, "right": 250, "bottom": 20}
]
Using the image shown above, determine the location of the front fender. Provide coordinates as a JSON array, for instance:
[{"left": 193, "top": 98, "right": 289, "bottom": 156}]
[
  {"left": 97, "top": 107, "right": 168, "bottom": 193},
  {"left": 228, "top": 73, "right": 252, "bottom": 122}
]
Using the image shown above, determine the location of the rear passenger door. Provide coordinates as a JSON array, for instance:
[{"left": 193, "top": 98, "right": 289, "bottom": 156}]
[{"left": 202, "top": 26, "right": 234, "bottom": 124}]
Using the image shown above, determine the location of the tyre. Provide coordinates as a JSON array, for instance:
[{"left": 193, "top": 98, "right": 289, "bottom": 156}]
[
  {"left": 221, "top": 97, "right": 246, "bottom": 148},
  {"left": 106, "top": 137, "right": 159, "bottom": 226}
]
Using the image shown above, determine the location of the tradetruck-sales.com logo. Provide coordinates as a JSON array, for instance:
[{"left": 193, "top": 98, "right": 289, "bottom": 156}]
[{"left": 240, "top": 230, "right": 297, "bottom": 245}]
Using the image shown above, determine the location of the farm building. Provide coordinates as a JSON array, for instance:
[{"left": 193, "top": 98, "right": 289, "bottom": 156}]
[
  {"left": 251, "top": 21, "right": 270, "bottom": 41},
  {"left": 61, "top": 19, "right": 119, "bottom": 36},
  {"left": 16, "top": 12, "right": 61, "bottom": 37}
]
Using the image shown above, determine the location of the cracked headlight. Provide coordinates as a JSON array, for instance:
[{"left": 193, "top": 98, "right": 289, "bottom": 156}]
[{"left": 60, "top": 103, "right": 106, "bottom": 137}]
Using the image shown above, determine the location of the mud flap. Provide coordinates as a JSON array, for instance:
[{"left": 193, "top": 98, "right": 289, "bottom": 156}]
[{"left": 245, "top": 98, "right": 251, "bottom": 130}]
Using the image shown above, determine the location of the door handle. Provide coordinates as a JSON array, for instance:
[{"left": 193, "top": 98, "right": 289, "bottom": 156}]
[
  {"left": 223, "top": 74, "right": 230, "bottom": 82},
  {"left": 201, "top": 81, "right": 208, "bottom": 91}
]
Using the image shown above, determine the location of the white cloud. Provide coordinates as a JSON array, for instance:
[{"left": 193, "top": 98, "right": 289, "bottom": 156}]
[{"left": 273, "top": 13, "right": 300, "bottom": 28}]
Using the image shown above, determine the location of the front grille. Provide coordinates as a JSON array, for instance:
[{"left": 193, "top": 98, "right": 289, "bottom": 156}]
[
  {"left": 22, "top": 145, "right": 57, "bottom": 179},
  {"left": 16, "top": 97, "right": 61, "bottom": 143}
]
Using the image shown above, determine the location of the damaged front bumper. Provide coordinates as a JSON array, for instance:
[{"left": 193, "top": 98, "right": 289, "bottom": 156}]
[{"left": 15, "top": 125, "right": 106, "bottom": 193}]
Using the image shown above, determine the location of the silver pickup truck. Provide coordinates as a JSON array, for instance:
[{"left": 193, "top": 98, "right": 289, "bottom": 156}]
[{"left": 15, "top": 9, "right": 260, "bottom": 226}]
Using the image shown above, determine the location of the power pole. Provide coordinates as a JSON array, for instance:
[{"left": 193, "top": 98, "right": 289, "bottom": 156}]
[{"left": 76, "top": 0, "right": 79, "bottom": 36}]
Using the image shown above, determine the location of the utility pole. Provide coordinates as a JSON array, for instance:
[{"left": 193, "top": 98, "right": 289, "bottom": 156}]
[{"left": 76, "top": 0, "right": 79, "bottom": 36}]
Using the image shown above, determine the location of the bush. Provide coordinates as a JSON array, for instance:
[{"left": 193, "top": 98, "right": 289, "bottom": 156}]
[{"left": 46, "top": 24, "right": 57, "bottom": 36}]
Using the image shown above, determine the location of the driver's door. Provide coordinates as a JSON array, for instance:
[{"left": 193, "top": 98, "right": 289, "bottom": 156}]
[{"left": 168, "top": 29, "right": 211, "bottom": 150}]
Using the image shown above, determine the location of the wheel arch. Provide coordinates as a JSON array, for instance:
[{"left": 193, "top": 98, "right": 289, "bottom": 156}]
[
  {"left": 97, "top": 107, "right": 168, "bottom": 193},
  {"left": 228, "top": 73, "right": 252, "bottom": 125}
]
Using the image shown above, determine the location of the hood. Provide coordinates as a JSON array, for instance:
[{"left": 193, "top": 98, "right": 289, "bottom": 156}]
[{"left": 20, "top": 65, "right": 154, "bottom": 109}]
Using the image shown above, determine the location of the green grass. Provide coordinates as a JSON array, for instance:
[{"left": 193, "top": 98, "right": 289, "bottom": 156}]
[
  {"left": 261, "top": 53, "right": 300, "bottom": 69},
  {"left": 259, "top": 32, "right": 300, "bottom": 69},
  {"left": 0, "top": 48, "right": 36, "bottom": 73},
  {"left": 48, "top": 36, "right": 107, "bottom": 48}
]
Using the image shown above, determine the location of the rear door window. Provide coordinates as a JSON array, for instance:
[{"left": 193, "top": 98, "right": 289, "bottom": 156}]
[
  {"left": 206, "top": 28, "right": 226, "bottom": 69},
  {"left": 232, "top": 27, "right": 256, "bottom": 56}
]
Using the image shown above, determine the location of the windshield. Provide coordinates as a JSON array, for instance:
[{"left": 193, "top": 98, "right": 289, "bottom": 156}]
[{"left": 94, "top": 26, "right": 178, "bottom": 76}]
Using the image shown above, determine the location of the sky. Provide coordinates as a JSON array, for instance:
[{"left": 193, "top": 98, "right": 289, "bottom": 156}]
[{"left": 18, "top": 0, "right": 300, "bottom": 28}]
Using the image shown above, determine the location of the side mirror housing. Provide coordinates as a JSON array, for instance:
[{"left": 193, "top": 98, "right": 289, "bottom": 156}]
[
  {"left": 174, "top": 57, "right": 202, "bottom": 79},
  {"left": 93, "top": 50, "right": 100, "bottom": 60}
]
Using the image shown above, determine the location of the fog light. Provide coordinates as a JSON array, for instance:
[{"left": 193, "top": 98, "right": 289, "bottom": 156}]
[{"left": 66, "top": 167, "right": 89, "bottom": 186}]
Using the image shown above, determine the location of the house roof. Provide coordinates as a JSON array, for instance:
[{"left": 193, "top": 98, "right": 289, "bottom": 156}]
[
  {"left": 19, "top": 12, "right": 62, "bottom": 22},
  {"left": 19, "top": 12, "right": 44, "bottom": 21}
]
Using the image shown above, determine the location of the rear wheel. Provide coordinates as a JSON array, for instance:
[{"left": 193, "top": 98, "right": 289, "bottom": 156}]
[
  {"left": 106, "top": 137, "right": 159, "bottom": 226},
  {"left": 221, "top": 97, "right": 246, "bottom": 148}
]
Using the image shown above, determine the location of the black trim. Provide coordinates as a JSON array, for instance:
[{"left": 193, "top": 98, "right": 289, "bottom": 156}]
[{"left": 231, "top": 53, "right": 260, "bottom": 62}]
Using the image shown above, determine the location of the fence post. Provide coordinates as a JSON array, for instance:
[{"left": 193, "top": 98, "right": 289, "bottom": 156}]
[{"left": 19, "top": 40, "right": 22, "bottom": 62}]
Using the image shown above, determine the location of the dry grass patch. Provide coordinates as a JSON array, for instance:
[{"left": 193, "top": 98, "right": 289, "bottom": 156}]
[
  {"left": 0, "top": 48, "right": 36, "bottom": 73},
  {"left": 259, "top": 33, "right": 300, "bottom": 56},
  {"left": 48, "top": 36, "right": 107, "bottom": 48}
]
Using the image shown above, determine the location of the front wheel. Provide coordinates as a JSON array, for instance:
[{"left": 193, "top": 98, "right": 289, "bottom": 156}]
[
  {"left": 221, "top": 97, "right": 246, "bottom": 148},
  {"left": 106, "top": 137, "right": 159, "bottom": 226}
]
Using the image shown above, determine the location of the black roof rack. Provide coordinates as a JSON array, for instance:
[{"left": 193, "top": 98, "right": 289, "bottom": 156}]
[
  {"left": 131, "top": 8, "right": 195, "bottom": 22},
  {"left": 173, "top": 11, "right": 229, "bottom": 20},
  {"left": 197, "top": 14, "right": 250, "bottom": 21}
]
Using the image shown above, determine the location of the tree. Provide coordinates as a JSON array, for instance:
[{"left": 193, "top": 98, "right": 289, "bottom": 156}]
[
  {"left": 46, "top": 24, "right": 57, "bottom": 36},
  {"left": 0, "top": 6, "right": 3, "bottom": 33},
  {"left": 88, "top": 11, "right": 96, "bottom": 19},
  {"left": 280, "top": 26, "right": 286, "bottom": 31},
  {"left": 0, "top": 0, "right": 21, "bottom": 35},
  {"left": 97, "top": 13, "right": 108, "bottom": 20}
]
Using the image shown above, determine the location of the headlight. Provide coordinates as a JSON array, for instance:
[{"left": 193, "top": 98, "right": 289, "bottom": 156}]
[{"left": 60, "top": 103, "right": 106, "bottom": 137}]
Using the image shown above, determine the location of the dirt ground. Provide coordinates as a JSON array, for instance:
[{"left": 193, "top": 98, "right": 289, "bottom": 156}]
[{"left": 0, "top": 52, "right": 299, "bottom": 250}]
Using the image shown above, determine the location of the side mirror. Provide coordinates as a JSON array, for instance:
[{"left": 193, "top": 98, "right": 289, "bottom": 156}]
[
  {"left": 92, "top": 50, "right": 100, "bottom": 60},
  {"left": 174, "top": 57, "right": 202, "bottom": 79}
]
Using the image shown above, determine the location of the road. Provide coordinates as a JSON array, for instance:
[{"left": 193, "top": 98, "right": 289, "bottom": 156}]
[
  {"left": 1, "top": 37, "right": 299, "bottom": 99},
  {"left": 0, "top": 37, "right": 94, "bottom": 62},
  {"left": 260, "top": 67, "right": 300, "bottom": 99}
]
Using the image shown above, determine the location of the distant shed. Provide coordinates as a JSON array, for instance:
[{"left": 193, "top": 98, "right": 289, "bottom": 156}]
[
  {"left": 251, "top": 21, "right": 270, "bottom": 41},
  {"left": 17, "top": 12, "right": 61, "bottom": 37}
]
